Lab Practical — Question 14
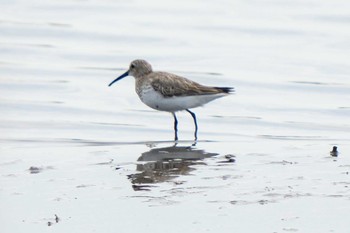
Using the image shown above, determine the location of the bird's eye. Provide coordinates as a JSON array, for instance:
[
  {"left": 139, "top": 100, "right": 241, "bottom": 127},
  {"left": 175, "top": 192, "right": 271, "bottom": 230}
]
[{"left": 130, "top": 64, "right": 135, "bottom": 69}]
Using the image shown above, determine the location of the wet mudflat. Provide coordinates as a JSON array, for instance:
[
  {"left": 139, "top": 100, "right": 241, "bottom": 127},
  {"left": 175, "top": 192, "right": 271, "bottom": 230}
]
[{"left": 1, "top": 0, "right": 350, "bottom": 232}]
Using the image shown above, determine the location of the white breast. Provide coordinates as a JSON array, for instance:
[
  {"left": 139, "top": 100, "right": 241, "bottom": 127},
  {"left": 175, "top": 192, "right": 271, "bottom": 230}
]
[{"left": 137, "top": 85, "right": 227, "bottom": 112}]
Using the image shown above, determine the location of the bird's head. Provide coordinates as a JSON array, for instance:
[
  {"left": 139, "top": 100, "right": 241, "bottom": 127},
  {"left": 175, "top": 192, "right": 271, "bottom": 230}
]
[{"left": 109, "top": 59, "right": 153, "bottom": 86}]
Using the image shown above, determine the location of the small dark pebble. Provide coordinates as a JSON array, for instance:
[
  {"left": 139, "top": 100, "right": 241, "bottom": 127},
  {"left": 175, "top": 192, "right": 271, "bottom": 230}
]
[
  {"left": 29, "top": 166, "right": 42, "bottom": 174},
  {"left": 330, "top": 146, "right": 338, "bottom": 157},
  {"left": 230, "top": 200, "right": 238, "bottom": 205},
  {"left": 225, "top": 154, "right": 235, "bottom": 159},
  {"left": 47, "top": 214, "right": 59, "bottom": 226},
  {"left": 55, "top": 214, "right": 59, "bottom": 223},
  {"left": 225, "top": 154, "right": 236, "bottom": 163},
  {"left": 216, "top": 154, "right": 236, "bottom": 164},
  {"left": 132, "top": 184, "right": 153, "bottom": 191}
]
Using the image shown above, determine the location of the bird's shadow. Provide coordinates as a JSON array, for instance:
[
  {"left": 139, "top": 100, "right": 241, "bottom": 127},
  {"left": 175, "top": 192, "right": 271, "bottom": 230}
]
[{"left": 127, "top": 143, "right": 219, "bottom": 191}]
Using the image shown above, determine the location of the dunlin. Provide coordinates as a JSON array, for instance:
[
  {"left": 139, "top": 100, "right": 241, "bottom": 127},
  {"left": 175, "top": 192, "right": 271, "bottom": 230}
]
[{"left": 109, "top": 59, "right": 234, "bottom": 141}]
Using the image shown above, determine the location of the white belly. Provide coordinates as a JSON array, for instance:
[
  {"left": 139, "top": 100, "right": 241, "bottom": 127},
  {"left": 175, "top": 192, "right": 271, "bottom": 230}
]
[{"left": 138, "top": 87, "right": 227, "bottom": 112}]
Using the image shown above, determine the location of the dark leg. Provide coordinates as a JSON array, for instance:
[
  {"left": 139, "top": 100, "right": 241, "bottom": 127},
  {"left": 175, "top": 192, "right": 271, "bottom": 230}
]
[
  {"left": 186, "top": 109, "right": 198, "bottom": 141},
  {"left": 172, "top": 112, "right": 178, "bottom": 141}
]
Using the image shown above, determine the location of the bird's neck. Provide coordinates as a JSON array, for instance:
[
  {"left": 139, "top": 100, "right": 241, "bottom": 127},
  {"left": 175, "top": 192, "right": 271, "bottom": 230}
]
[{"left": 135, "top": 76, "right": 151, "bottom": 96}]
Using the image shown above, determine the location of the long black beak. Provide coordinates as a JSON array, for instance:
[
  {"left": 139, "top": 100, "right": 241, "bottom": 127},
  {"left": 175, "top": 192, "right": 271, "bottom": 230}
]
[{"left": 108, "top": 70, "right": 129, "bottom": 87}]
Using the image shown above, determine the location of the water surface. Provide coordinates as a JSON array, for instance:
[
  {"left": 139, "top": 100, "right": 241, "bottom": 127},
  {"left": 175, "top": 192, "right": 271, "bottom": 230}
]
[{"left": 1, "top": 0, "right": 350, "bottom": 232}]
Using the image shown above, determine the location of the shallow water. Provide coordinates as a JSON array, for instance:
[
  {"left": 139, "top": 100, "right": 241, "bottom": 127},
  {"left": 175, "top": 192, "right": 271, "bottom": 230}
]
[{"left": 1, "top": 0, "right": 350, "bottom": 232}]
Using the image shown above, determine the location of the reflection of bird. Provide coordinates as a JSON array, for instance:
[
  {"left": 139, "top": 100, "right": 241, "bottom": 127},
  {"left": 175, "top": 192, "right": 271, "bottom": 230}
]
[
  {"left": 138, "top": 145, "right": 217, "bottom": 161},
  {"left": 330, "top": 146, "right": 338, "bottom": 157},
  {"left": 127, "top": 145, "right": 218, "bottom": 188},
  {"left": 109, "top": 59, "right": 234, "bottom": 141}
]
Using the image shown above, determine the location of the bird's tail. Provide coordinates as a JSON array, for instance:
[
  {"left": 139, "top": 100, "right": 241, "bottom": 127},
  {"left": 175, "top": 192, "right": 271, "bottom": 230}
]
[{"left": 214, "top": 87, "right": 234, "bottom": 94}]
